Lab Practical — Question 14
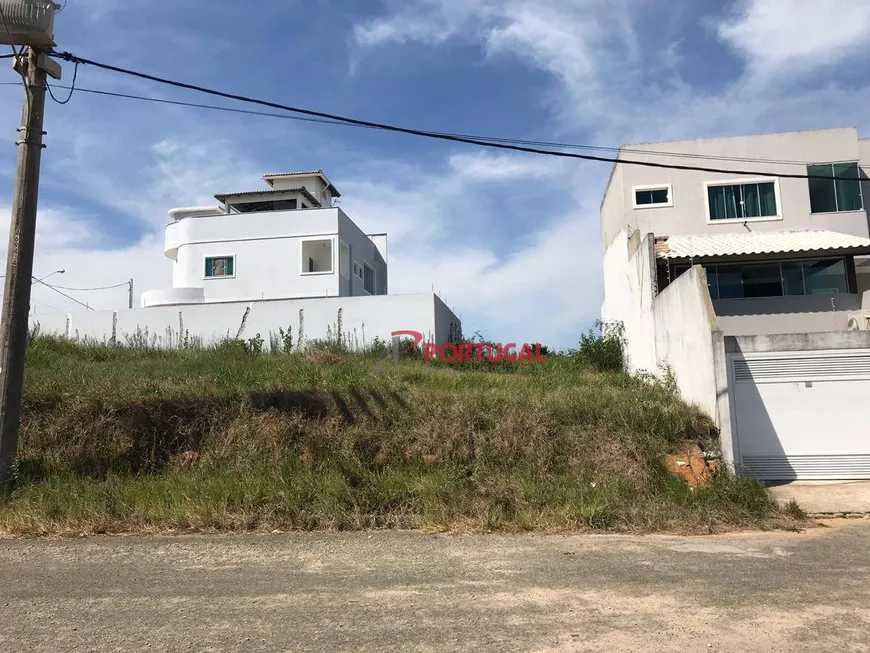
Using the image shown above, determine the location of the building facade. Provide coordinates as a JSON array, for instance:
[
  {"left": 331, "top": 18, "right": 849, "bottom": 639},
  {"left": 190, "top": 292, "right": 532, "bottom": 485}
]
[
  {"left": 32, "top": 170, "right": 461, "bottom": 348},
  {"left": 600, "top": 128, "right": 870, "bottom": 481},
  {"left": 142, "top": 171, "right": 388, "bottom": 308},
  {"left": 602, "top": 127, "right": 870, "bottom": 347}
]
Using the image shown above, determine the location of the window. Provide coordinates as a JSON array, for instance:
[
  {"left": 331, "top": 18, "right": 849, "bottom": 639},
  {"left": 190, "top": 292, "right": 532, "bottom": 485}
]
[
  {"left": 633, "top": 184, "right": 672, "bottom": 208},
  {"left": 707, "top": 180, "right": 778, "bottom": 221},
  {"left": 205, "top": 256, "right": 234, "bottom": 278},
  {"left": 363, "top": 262, "right": 375, "bottom": 294},
  {"left": 300, "top": 238, "right": 333, "bottom": 274},
  {"left": 339, "top": 242, "right": 350, "bottom": 278},
  {"left": 807, "top": 162, "right": 862, "bottom": 213},
  {"left": 803, "top": 258, "right": 849, "bottom": 295},
  {"left": 233, "top": 198, "right": 297, "bottom": 213},
  {"left": 704, "top": 258, "right": 849, "bottom": 300},
  {"left": 353, "top": 262, "right": 363, "bottom": 279}
]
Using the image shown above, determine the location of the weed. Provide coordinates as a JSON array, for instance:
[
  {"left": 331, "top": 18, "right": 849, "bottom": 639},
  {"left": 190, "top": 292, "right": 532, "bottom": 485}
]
[{"left": 0, "top": 334, "right": 800, "bottom": 535}]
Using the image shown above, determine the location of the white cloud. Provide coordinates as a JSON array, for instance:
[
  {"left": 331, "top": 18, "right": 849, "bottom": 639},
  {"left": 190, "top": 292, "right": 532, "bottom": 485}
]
[
  {"left": 0, "top": 205, "right": 167, "bottom": 314},
  {"left": 353, "top": 0, "right": 652, "bottom": 128},
  {"left": 337, "top": 155, "right": 602, "bottom": 345},
  {"left": 448, "top": 151, "right": 561, "bottom": 181},
  {"left": 715, "top": 0, "right": 870, "bottom": 76}
]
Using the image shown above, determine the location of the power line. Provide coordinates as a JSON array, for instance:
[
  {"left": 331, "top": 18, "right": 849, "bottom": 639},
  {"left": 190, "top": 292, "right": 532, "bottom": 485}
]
[
  {"left": 31, "top": 298, "right": 63, "bottom": 312},
  {"left": 46, "top": 280, "right": 129, "bottom": 291},
  {"left": 49, "top": 50, "right": 836, "bottom": 180},
  {"left": 0, "top": 79, "right": 817, "bottom": 168},
  {"left": 45, "top": 59, "right": 77, "bottom": 104},
  {"left": 31, "top": 278, "right": 93, "bottom": 310},
  {"left": 0, "top": 81, "right": 355, "bottom": 128}
]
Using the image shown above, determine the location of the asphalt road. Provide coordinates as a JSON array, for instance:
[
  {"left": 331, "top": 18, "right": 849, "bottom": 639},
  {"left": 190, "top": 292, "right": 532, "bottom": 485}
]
[{"left": 2, "top": 523, "right": 870, "bottom": 652}]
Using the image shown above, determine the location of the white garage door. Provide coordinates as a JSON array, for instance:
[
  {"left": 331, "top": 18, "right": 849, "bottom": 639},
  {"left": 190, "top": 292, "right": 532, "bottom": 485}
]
[{"left": 730, "top": 349, "right": 870, "bottom": 480}]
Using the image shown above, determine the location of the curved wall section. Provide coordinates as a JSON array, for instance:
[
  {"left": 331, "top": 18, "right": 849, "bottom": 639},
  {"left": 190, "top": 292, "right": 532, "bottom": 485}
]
[{"left": 141, "top": 287, "right": 205, "bottom": 308}]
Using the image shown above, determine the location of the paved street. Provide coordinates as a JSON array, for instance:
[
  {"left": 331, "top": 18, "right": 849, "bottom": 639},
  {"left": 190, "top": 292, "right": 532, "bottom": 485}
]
[{"left": 1, "top": 523, "right": 869, "bottom": 652}]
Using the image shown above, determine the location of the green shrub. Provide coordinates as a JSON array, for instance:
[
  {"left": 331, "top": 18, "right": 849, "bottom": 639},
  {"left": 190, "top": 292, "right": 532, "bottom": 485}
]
[{"left": 575, "top": 320, "right": 626, "bottom": 373}]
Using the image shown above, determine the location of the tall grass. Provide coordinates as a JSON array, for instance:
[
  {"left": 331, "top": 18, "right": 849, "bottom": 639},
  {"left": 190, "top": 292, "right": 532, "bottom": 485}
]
[{"left": 0, "top": 335, "right": 794, "bottom": 536}]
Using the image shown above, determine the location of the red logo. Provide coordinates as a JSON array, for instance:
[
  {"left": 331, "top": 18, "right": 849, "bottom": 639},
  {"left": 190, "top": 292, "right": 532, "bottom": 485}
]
[{"left": 390, "top": 330, "right": 547, "bottom": 364}]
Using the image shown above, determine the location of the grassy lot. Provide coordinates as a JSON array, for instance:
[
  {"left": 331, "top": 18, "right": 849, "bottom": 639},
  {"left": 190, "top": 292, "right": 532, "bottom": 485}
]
[{"left": 0, "top": 334, "right": 803, "bottom": 536}]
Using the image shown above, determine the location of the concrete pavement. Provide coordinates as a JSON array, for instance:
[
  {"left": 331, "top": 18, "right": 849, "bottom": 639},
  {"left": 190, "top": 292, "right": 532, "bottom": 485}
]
[
  {"left": 768, "top": 480, "right": 870, "bottom": 514},
  {"left": 1, "top": 523, "right": 870, "bottom": 652}
]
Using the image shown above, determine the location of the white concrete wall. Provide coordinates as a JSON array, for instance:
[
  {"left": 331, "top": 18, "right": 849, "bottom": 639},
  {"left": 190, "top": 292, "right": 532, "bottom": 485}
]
[
  {"left": 337, "top": 212, "right": 387, "bottom": 297},
  {"left": 713, "top": 293, "right": 862, "bottom": 335},
  {"left": 269, "top": 175, "right": 332, "bottom": 207},
  {"left": 31, "top": 293, "right": 460, "bottom": 350},
  {"left": 653, "top": 266, "right": 722, "bottom": 422},
  {"left": 433, "top": 293, "right": 462, "bottom": 344},
  {"left": 601, "top": 229, "right": 657, "bottom": 372},
  {"left": 186, "top": 234, "right": 341, "bottom": 302},
  {"left": 151, "top": 207, "right": 388, "bottom": 304},
  {"left": 602, "top": 232, "right": 731, "bottom": 455}
]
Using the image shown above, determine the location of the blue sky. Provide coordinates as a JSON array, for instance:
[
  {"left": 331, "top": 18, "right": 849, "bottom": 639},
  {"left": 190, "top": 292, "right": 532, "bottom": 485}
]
[{"left": 3, "top": 0, "right": 870, "bottom": 347}]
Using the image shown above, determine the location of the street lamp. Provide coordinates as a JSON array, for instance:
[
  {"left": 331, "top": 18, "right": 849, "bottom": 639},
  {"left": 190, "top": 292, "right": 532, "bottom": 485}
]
[{"left": 34, "top": 269, "right": 64, "bottom": 283}]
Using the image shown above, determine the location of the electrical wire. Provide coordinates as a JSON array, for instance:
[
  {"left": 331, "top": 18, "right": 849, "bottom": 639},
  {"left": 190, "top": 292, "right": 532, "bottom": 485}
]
[
  {"left": 31, "top": 298, "right": 63, "bottom": 312},
  {"left": 47, "top": 280, "right": 129, "bottom": 291},
  {"left": 31, "top": 277, "right": 94, "bottom": 310},
  {"left": 45, "top": 59, "right": 77, "bottom": 104},
  {"left": 0, "top": 81, "right": 356, "bottom": 127},
  {"left": 0, "top": 77, "right": 821, "bottom": 168},
  {"left": 30, "top": 83, "right": 816, "bottom": 166},
  {"left": 49, "top": 50, "right": 836, "bottom": 180}
]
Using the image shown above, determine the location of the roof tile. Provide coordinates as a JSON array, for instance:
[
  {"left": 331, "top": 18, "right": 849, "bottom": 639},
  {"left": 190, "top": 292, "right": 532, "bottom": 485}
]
[{"left": 656, "top": 230, "right": 870, "bottom": 259}]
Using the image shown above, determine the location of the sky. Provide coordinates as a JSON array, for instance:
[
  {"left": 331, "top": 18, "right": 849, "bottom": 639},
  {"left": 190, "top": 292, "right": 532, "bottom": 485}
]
[{"left": 2, "top": 0, "right": 870, "bottom": 347}]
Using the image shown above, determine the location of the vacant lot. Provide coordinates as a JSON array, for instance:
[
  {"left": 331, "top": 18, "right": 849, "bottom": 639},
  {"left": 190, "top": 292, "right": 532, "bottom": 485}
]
[{"left": 0, "top": 336, "right": 800, "bottom": 535}]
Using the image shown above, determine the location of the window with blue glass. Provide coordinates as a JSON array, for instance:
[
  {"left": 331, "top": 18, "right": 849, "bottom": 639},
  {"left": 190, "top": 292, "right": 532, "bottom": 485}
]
[
  {"left": 807, "top": 162, "right": 863, "bottom": 213},
  {"left": 707, "top": 181, "right": 777, "bottom": 220},
  {"left": 704, "top": 258, "right": 849, "bottom": 299},
  {"left": 205, "top": 256, "right": 234, "bottom": 278}
]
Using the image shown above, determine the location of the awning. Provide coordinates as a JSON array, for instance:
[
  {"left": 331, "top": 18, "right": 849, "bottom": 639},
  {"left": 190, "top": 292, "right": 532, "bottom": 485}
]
[{"left": 655, "top": 230, "right": 870, "bottom": 260}]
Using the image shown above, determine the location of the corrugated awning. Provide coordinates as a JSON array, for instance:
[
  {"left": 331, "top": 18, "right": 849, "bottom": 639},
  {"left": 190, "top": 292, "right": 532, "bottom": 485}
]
[
  {"left": 214, "top": 187, "right": 322, "bottom": 208},
  {"left": 655, "top": 230, "right": 870, "bottom": 260}
]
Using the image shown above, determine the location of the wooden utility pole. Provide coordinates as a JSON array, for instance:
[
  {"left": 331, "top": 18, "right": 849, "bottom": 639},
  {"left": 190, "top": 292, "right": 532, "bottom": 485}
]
[
  {"left": 128, "top": 278, "right": 133, "bottom": 309},
  {"left": 0, "top": 47, "right": 48, "bottom": 487}
]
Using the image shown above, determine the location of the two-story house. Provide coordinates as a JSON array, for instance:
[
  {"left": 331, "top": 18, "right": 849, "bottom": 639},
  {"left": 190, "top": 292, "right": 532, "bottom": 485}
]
[
  {"left": 600, "top": 128, "right": 870, "bottom": 482},
  {"left": 141, "top": 171, "right": 388, "bottom": 307},
  {"left": 602, "top": 127, "right": 870, "bottom": 343}
]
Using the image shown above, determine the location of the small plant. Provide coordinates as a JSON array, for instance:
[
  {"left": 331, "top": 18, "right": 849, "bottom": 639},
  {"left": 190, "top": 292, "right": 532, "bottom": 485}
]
[
  {"left": 123, "top": 326, "right": 158, "bottom": 350},
  {"left": 27, "top": 322, "right": 41, "bottom": 347},
  {"left": 279, "top": 325, "right": 293, "bottom": 353},
  {"left": 368, "top": 335, "right": 390, "bottom": 357},
  {"left": 307, "top": 337, "right": 348, "bottom": 355},
  {"left": 782, "top": 498, "right": 807, "bottom": 520},
  {"left": 245, "top": 333, "right": 264, "bottom": 356},
  {"left": 575, "top": 320, "right": 626, "bottom": 373}
]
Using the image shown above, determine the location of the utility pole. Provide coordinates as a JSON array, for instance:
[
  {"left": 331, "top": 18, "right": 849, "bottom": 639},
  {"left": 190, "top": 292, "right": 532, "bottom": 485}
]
[
  {"left": 0, "top": 46, "right": 48, "bottom": 487},
  {"left": 128, "top": 278, "right": 133, "bottom": 309}
]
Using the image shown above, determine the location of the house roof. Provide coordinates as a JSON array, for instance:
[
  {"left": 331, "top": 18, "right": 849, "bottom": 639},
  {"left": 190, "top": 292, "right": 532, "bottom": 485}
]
[
  {"left": 214, "top": 187, "right": 322, "bottom": 208},
  {"left": 261, "top": 170, "right": 341, "bottom": 197},
  {"left": 655, "top": 230, "right": 870, "bottom": 260}
]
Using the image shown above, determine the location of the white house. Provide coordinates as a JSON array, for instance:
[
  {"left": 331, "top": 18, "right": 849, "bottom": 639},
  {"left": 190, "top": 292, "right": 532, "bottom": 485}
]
[
  {"left": 32, "top": 170, "right": 461, "bottom": 348},
  {"left": 141, "top": 171, "right": 387, "bottom": 307},
  {"left": 600, "top": 128, "right": 870, "bottom": 481}
]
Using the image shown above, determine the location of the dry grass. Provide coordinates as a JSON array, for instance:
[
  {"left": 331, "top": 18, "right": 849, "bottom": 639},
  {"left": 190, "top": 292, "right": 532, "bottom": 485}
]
[{"left": 0, "top": 336, "right": 802, "bottom": 536}]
